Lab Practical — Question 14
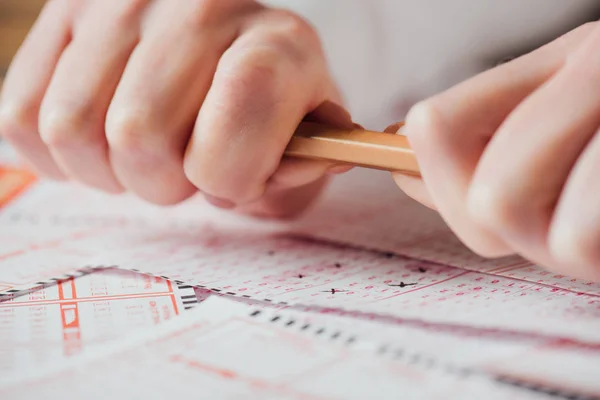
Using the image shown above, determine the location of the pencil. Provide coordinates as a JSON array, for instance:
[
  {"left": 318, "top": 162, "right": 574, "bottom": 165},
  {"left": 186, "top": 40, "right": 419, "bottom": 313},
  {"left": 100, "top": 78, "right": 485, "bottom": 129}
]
[{"left": 285, "top": 121, "right": 420, "bottom": 176}]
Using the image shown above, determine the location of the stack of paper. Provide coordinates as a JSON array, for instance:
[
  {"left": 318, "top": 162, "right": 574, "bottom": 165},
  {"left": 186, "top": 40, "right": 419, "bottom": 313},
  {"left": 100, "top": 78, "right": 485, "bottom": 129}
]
[{"left": 1, "top": 146, "right": 599, "bottom": 399}]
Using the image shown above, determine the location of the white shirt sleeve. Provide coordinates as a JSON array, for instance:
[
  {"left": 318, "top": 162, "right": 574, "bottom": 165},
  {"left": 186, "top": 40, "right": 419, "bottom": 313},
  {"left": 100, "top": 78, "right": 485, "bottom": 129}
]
[{"left": 259, "top": 1, "right": 599, "bottom": 129}]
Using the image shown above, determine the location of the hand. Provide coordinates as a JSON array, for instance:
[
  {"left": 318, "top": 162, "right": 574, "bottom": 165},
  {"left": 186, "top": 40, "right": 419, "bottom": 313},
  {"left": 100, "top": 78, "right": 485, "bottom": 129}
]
[
  {"left": 0, "top": 0, "right": 353, "bottom": 218},
  {"left": 391, "top": 22, "right": 600, "bottom": 281}
]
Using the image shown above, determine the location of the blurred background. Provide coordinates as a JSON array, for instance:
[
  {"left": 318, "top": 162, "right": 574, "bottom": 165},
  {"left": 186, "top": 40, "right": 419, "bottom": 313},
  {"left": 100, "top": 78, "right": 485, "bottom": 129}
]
[{"left": 0, "top": 0, "right": 45, "bottom": 88}]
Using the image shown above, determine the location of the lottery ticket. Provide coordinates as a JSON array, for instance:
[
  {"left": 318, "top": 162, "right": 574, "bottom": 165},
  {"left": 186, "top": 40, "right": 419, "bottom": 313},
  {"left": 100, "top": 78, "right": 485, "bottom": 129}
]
[
  {"left": 75, "top": 226, "right": 598, "bottom": 344},
  {"left": 0, "top": 296, "right": 554, "bottom": 400},
  {"left": 0, "top": 268, "right": 196, "bottom": 376},
  {"left": 1, "top": 162, "right": 598, "bottom": 297}
]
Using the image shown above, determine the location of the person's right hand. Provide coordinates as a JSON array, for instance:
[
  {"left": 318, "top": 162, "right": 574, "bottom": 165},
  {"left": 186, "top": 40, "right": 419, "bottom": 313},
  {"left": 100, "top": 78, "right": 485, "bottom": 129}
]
[{"left": 0, "top": 0, "right": 353, "bottom": 218}]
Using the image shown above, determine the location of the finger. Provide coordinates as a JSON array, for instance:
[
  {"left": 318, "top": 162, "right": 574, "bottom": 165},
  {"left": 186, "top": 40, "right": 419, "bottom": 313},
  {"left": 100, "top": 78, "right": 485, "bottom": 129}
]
[
  {"left": 184, "top": 9, "right": 340, "bottom": 208},
  {"left": 405, "top": 23, "right": 596, "bottom": 258},
  {"left": 237, "top": 176, "right": 329, "bottom": 219},
  {"left": 238, "top": 100, "right": 354, "bottom": 217},
  {"left": 0, "top": 0, "right": 79, "bottom": 179},
  {"left": 269, "top": 100, "right": 355, "bottom": 188},
  {"left": 39, "top": 0, "right": 147, "bottom": 193},
  {"left": 549, "top": 129, "right": 600, "bottom": 281},
  {"left": 387, "top": 122, "right": 436, "bottom": 209},
  {"left": 467, "top": 23, "right": 600, "bottom": 266},
  {"left": 392, "top": 174, "right": 436, "bottom": 210},
  {"left": 106, "top": 0, "right": 249, "bottom": 205}
]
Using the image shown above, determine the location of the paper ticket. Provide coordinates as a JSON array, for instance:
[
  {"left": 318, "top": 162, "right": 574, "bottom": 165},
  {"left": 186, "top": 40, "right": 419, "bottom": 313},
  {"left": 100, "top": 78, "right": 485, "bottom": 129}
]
[
  {"left": 0, "top": 268, "right": 196, "bottom": 376},
  {"left": 84, "top": 226, "right": 600, "bottom": 344},
  {"left": 0, "top": 296, "right": 547, "bottom": 400},
  {"left": 2, "top": 165, "right": 599, "bottom": 297}
]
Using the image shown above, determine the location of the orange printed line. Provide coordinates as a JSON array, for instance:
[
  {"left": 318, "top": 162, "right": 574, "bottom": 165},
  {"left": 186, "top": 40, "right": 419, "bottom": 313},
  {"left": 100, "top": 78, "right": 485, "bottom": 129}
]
[
  {"left": 60, "top": 301, "right": 82, "bottom": 356},
  {"left": 58, "top": 279, "right": 82, "bottom": 356},
  {"left": 166, "top": 280, "right": 180, "bottom": 316},
  {"left": 1, "top": 292, "right": 178, "bottom": 307},
  {"left": 0, "top": 249, "right": 25, "bottom": 262},
  {"left": 170, "top": 354, "right": 238, "bottom": 379},
  {"left": 171, "top": 294, "right": 180, "bottom": 315},
  {"left": 0, "top": 167, "right": 36, "bottom": 208},
  {"left": 57, "top": 278, "right": 65, "bottom": 300},
  {"left": 71, "top": 277, "right": 77, "bottom": 300}
]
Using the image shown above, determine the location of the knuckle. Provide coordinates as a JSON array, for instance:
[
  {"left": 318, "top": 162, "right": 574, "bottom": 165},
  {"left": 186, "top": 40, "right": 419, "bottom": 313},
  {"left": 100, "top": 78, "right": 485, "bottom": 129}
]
[
  {"left": 467, "top": 183, "right": 515, "bottom": 231},
  {"left": 259, "top": 10, "right": 319, "bottom": 64},
  {"left": 105, "top": 110, "right": 149, "bottom": 154},
  {"left": 39, "top": 108, "right": 92, "bottom": 148},
  {"left": 268, "top": 9, "right": 316, "bottom": 41},
  {"left": 0, "top": 102, "right": 37, "bottom": 143},
  {"left": 183, "top": 0, "right": 243, "bottom": 29},
  {"left": 549, "top": 224, "right": 600, "bottom": 268},
  {"left": 404, "top": 101, "right": 447, "bottom": 150},
  {"left": 106, "top": 110, "right": 177, "bottom": 168},
  {"left": 111, "top": 0, "right": 150, "bottom": 28},
  {"left": 219, "top": 51, "right": 289, "bottom": 113}
]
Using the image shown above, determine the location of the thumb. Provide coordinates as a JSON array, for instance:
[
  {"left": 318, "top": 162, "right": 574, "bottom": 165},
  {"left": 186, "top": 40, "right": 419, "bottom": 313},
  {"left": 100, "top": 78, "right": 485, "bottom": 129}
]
[{"left": 385, "top": 122, "right": 436, "bottom": 210}]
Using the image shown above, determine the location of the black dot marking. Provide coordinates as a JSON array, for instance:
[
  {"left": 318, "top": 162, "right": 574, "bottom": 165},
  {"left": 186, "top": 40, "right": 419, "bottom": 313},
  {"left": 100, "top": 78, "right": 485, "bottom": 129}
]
[
  {"left": 298, "top": 274, "right": 305, "bottom": 279},
  {"left": 334, "top": 263, "right": 342, "bottom": 268},
  {"left": 315, "top": 328, "right": 325, "bottom": 335},
  {"left": 388, "top": 282, "right": 418, "bottom": 288},
  {"left": 285, "top": 320, "right": 295, "bottom": 326},
  {"left": 250, "top": 310, "right": 261, "bottom": 317},
  {"left": 418, "top": 267, "right": 427, "bottom": 273},
  {"left": 331, "top": 331, "right": 341, "bottom": 339},
  {"left": 301, "top": 324, "right": 311, "bottom": 331},
  {"left": 346, "top": 336, "right": 357, "bottom": 344},
  {"left": 271, "top": 316, "right": 281, "bottom": 322},
  {"left": 384, "top": 252, "right": 395, "bottom": 258}
]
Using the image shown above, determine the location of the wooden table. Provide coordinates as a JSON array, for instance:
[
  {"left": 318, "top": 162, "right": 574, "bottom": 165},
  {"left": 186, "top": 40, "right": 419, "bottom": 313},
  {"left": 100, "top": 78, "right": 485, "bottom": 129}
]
[{"left": 0, "top": 0, "right": 45, "bottom": 87}]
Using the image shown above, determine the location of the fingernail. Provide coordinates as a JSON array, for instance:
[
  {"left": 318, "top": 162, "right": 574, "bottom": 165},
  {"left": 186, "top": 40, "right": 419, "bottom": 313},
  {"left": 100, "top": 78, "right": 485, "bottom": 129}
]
[
  {"left": 204, "top": 194, "right": 236, "bottom": 209},
  {"left": 384, "top": 122, "right": 405, "bottom": 134}
]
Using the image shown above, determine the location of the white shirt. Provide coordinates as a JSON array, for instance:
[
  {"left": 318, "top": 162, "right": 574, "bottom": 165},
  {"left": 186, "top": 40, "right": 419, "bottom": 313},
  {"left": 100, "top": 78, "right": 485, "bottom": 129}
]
[{"left": 260, "top": 1, "right": 599, "bottom": 129}]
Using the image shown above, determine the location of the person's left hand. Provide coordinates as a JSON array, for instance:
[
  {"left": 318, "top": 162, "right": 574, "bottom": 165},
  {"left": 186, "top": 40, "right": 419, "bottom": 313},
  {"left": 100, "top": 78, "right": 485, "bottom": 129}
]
[{"left": 391, "top": 22, "right": 600, "bottom": 281}]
